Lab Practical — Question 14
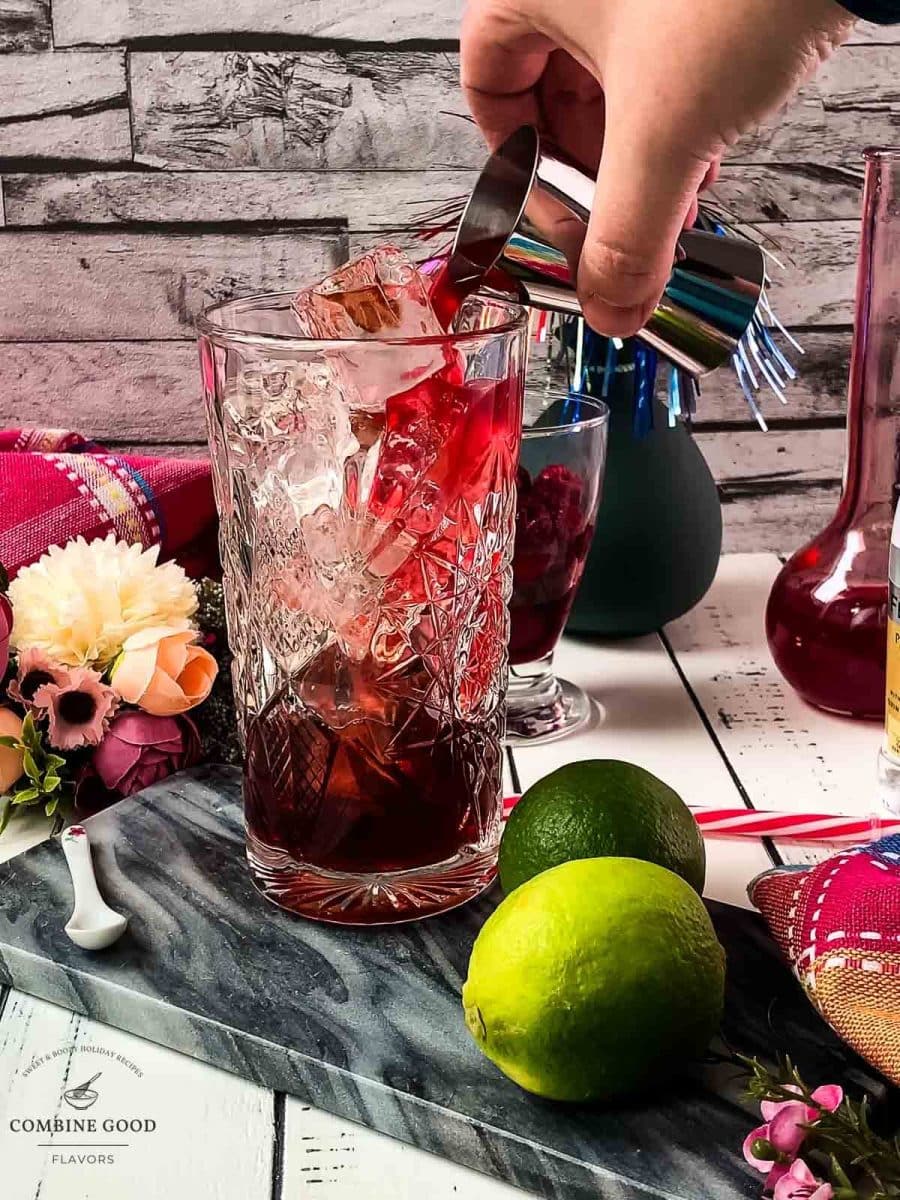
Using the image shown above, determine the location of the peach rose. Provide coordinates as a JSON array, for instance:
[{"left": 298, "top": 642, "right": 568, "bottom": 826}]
[
  {"left": 111, "top": 626, "right": 217, "bottom": 716},
  {"left": 0, "top": 706, "right": 25, "bottom": 793}
]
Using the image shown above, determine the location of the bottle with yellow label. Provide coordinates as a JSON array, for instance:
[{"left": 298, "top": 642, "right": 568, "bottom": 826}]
[{"left": 878, "top": 501, "right": 900, "bottom": 812}]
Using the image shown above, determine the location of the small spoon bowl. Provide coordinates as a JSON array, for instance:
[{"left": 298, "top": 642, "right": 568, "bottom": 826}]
[{"left": 61, "top": 826, "right": 128, "bottom": 951}]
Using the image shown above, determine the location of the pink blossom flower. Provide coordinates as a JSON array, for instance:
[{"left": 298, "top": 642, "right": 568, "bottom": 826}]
[
  {"left": 7, "top": 647, "right": 70, "bottom": 709},
  {"left": 773, "top": 1159, "right": 833, "bottom": 1200},
  {"left": 34, "top": 667, "right": 119, "bottom": 750},
  {"left": 743, "top": 1085, "right": 842, "bottom": 1192}
]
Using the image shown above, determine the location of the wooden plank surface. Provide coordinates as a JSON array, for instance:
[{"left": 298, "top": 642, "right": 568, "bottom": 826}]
[
  {"left": 0, "top": 329, "right": 851, "bottom": 440},
  {"left": 851, "top": 20, "right": 900, "bottom": 43},
  {"left": 711, "top": 163, "right": 864, "bottom": 223},
  {"left": 1, "top": 169, "right": 475, "bottom": 230},
  {"left": 0, "top": 229, "right": 346, "bottom": 340},
  {"left": 128, "top": 47, "right": 896, "bottom": 173},
  {"left": 0, "top": 345, "right": 846, "bottom": 485},
  {"left": 54, "top": 0, "right": 461, "bottom": 45},
  {"left": 0, "top": 52, "right": 125, "bottom": 121},
  {"left": 0, "top": 52, "right": 130, "bottom": 165},
  {"left": 732, "top": 45, "right": 900, "bottom": 167},
  {"left": 0, "top": 2, "right": 885, "bottom": 557},
  {"left": 46, "top": 1, "right": 900, "bottom": 48},
  {"left": 130, "top": 52, "right": 478, "bottom": 172},
  {"left": 0, "top": 166, "right": 868, "bottom": 231},
  {"left": 0, "top": 991, "right": 274, "bottom": 1199},
  {"left": 281, "top": 1099, "right": 524, "bottom": 1199},
  {"left": 720, "top": 484, "right": 840, "bottom": 556},
  {"left": 666, "top": 553, "right": 883, "bottom": 866},
  {"left": 696, "top": 427, "right": 844, "bottom": 489},
  {"left": 511, "top": 635, "right": 775, "bottom": 909},
  {"left": 0, "top": 0, "right": 50, "bottom": 51}
]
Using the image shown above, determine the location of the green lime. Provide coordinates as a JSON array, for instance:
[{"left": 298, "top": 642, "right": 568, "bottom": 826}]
[
  {"left": 499, "top": 759, "right": 705, "bottom": 895},
  {"left": 462, "top": 857, "right": 725, "bottom": 1102}
]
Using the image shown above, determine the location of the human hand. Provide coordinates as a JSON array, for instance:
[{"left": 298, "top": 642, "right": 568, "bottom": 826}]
[{"left": 460, "top": 0, "right": 855, "bottom": 336}]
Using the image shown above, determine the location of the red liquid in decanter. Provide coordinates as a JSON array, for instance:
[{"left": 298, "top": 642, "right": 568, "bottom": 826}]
[
  {"left": 766, "top": 535, "right": 888, "bottom": 719},
  {"left": 766, "top": 151, "right": 900, "bottom": 722}
]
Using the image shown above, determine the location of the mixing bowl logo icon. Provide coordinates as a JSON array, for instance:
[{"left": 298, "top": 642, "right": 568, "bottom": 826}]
[{"left": 63, "top": 1072, "right": 101, "bottom": 1110}]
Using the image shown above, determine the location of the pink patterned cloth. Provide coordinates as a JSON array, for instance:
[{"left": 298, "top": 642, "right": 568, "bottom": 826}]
[
  {"left": 0, "top": 429, "right": 218, "bottom": 579},
  {"left": 750, "top": 837, "right": 900, "bottom": 1085}
]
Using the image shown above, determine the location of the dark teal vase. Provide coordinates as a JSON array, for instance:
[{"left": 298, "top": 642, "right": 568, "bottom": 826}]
[{"left": 567, "top": 361, "right": 723, "bottom": 638}]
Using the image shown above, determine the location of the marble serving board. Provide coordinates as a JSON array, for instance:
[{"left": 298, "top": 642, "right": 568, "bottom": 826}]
[{"left": 0, "top": 766, "right": 893, "bottom": 1200}]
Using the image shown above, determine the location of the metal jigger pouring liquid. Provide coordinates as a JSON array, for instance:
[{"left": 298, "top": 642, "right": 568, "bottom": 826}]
[{"left": 446, "top": 125, "right": 766, "bottom": 379}]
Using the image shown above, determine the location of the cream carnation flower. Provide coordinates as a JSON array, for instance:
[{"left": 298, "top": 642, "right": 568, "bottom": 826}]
[{"left": 10, "top": 536, "right": 198, "bottom": 668}]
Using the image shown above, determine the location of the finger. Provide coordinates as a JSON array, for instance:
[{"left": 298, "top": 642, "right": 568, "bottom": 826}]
[
  {"left": 700, "top": 158, "right": 721, "bottom": 191},
  {"left": 459, "top": 0, "right": 551, "bottom": 149},
  {"left": 538, "top": 49, "right": 605, "bottom": 179},
  {"left": 577, "top": 110, "right": 711, "bottom": 338}
]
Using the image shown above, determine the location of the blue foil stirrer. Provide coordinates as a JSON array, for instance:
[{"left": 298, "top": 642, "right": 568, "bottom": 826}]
[{"left": 633, "top": 346, "right": 657, "bottom": 438}]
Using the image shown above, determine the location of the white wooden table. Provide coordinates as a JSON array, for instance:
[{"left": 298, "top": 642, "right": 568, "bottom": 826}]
[{"left": 0, "top": 554, "right": 884, "bottom": 1200}]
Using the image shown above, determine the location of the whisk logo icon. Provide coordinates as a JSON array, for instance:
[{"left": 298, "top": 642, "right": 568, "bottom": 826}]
[{"left": 63, "top": 1071, "right": 101, "bottom": 1110}]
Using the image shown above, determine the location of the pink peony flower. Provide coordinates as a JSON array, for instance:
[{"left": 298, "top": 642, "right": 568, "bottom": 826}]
[
  {"left": 773, "top": 1159, "right": 833, "bottom": 1200},
  {"left": 92, "top": 711, "right": 201, "bottom": 798},
  {"left": 34, "top": 667, "right": 119, "bottom": 750},
  {"left": 0, "top": 591, "right": 11, "bottom": 682},
  {"left": 7, "top": 647, "right": 70, "bottom": 709},
  {"left": 743, "top": 1086, "right": 843, "bottom": 1192}
]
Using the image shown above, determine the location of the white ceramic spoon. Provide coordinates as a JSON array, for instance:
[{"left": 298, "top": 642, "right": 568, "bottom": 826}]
[{"left": 61, "top": 825, "right": 128, "bottom": 950}]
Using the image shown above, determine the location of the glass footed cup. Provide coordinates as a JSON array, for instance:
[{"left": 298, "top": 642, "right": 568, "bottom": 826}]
[
  {"left": 507, "top": 391, "right": 609, "bottom": 743},
  {"left": 198, "top": 289, "right": 527, "bottom": 924}
]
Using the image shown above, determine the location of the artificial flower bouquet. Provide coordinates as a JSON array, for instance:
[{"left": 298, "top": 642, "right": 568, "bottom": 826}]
[{"left": 0, "top": 535, "right": 236, "bottom": 834}]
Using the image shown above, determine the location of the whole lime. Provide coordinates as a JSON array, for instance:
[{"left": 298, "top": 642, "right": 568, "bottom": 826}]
[
  {"left": 499, "top": 760, "right": 705, "bottom": 894},
  {"left": 462, "top": 857, "right": 725, "bottom": 1102}
]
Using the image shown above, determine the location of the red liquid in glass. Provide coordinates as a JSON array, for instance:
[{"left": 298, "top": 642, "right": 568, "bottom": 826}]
[
  {"left": 509, "top": 465, "right": 595, "bottom": 665},
  {"left": 243, "top": 268, "right": 520, "bottom": 907},
  {"left": 245, "top": 647, "right": 503, "bottom": 874},
  {"left": 766, "top": 543, "right": 887, "bottom": 719}
]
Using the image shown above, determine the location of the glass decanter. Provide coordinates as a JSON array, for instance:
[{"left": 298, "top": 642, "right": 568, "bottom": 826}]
[{"left": 766, "top": 150, "right": 900, "bottom": 719}]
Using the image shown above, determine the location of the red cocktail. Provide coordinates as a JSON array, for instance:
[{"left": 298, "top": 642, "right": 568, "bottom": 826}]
[
  {"left": 507, "top": 393, "right": 609, "bottom": 742},
  {"left": 199, "top": 248, "right": 526, "bottom": 923}
]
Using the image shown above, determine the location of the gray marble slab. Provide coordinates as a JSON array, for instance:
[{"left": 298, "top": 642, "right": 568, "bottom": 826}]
[{"left": 0, "top": 766, "right": 893, "bottom": 1200}]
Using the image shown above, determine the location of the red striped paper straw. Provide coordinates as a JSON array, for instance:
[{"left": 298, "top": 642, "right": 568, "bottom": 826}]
[{"left": 501, "top": 796, "right": 898, "bottom": 843}]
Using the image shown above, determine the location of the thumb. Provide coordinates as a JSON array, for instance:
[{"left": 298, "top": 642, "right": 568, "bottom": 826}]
[{"left": 577, "top": 113, "right": 711, "bottom": 338}]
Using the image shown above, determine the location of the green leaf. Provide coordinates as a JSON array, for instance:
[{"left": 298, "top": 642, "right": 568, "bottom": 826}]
[
  {"left": 830, "top": 1155, "right": 853, "bottom": 1191},
  {"left": 0, "top": 798, "right": 12, "bottom": 836},
  {"left": 20, "top": 712, "right": 41, "bottom": 754},
  {"left": 22, "top": 749, "right": 40, "bottom": 783},
  {"left": 44, "top": 796, "right": 58, "bottom": 817},
  {"left": 43, "top": 775, "right": 61, "bottom": 793},
  {"left": 45, "top": 754, "right": 67, "bottom": 772},
  {"left": 11, "top": 787, "right": 40, "bottom": 805},
  {"left": 0, "top": 736, "right": 20, "bottom": 750}
]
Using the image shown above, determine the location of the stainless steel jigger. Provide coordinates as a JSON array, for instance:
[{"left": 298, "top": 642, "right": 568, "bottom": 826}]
[{"left": 447, "top": 125, "right": 766, "bottom": 378}]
